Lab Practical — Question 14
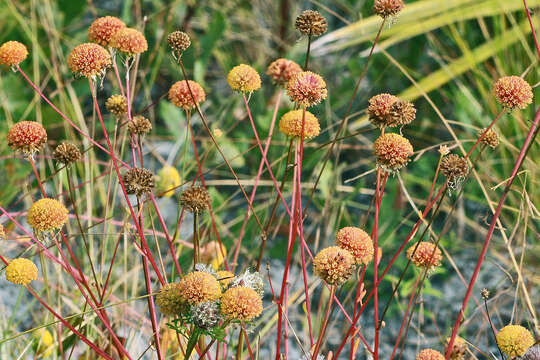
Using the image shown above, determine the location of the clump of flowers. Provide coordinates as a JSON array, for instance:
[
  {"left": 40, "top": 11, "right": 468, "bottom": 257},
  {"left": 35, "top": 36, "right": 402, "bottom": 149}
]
[
  {"left": 128, "top": 115, "right": 152, "bottom": 136},
  {"left": 440, "top": 154, "right": 469, "bottom": 190},
  {"left": 7, "top": 121, "right": 47, "bottom": 155},
  {"left": 111, "top": 28, "right": 148, "bottom": 56},
  {"left": 279, "top": 109, "right": 321, "bottom": 139},
  {"left": 106, "top": 94, "right": 128, "bottom": 116},
  {"left": 373, "top": 133, "right": 414, "bottom": 172},
  {"left": 191, "top": 301, "right": 221, "bottom": 329},
  {"left": 229, "top": 269, "right": 264, "bottom": 297},
  {"left": 5, "top": 258, "right": 38, "bottom": 285},
  {"left": 496, "top": 324, "right": 535, "bottom": 357},
  {"left": 68, "top": 43, "right": 111, "bottom": 78},
  {"left": 217, "top": 270, "right": 235, "bottom": 288},
  {"left": 54, "top": 142, "right": 81, "bottom": 165},
  {"left": 179, "top": 271, "right": 221, "bottom": 305},
  {"left": 168, "top": 80, "right": 206, "bottom": 110},
  {"left": 227, "top": 64, "right": 261, "bottom": 93},
  {"left": 313, "top": 246, "right": 356, "bottom": 286},
  {"left": 199, "top": 241, "right": 227, "bottom": 269},
  {"left": 287, "top": 71, "right": 327, "bottom": 107},
  {"left": 122, "top": 167, "right": 155, "bottom": 196},
  {"left": 220, "top": 286, "right": 263, "bottom": 322},
  {"left": 180, "top": 185, "right": 211, "bottom": 213},
  {"left": 167, "top": 31, "right": 191, "bottom": 53},
  {"left": 416, "top": 349, "right": 445, "bottom": 360},
  {"left": 156, "top": 282, "right": 184, "bottom": 316},
  {"left": 295, "top": 10, "right": 328, "bottom": 36},
  {"left": 389, "top": 99, "right": 416, "bottom": 126},
  {"left": 88, "top": 16, "right": 126, "bottom": 47},
  {"left": 156, "top": 166, "right": 181, "bottom": 197},
  {"left": 336, "top": 226, "right": 374, "bottom": 265},
  {"left": 368, "top": 93, "right": 398, "bottom": 128},
  {"left": 493, "top": 76, "right": 533, "bottom": 109},
  {"left": 27, "top": 198, "right": 68, "bottom": 232},
  {"left": 374, "top": 0, "right": 405, "bottom": 18},
  {"left": 406, "top": 241, "right": 442, "bottom": 270},
  {"left": 523, "top": 344, "right": 540, "bottom": 360},
  {"left": 445, "top": 336, "right": 468, "bottom": 360},
  {"left": 0, "top": 41, "right": 28, "bottom": 67},
  {"left": 478, "top": 127, "right": 499, "bottom": 149},
  {"left": 267, "top": 58, "right": 302, "bottom": 86}
]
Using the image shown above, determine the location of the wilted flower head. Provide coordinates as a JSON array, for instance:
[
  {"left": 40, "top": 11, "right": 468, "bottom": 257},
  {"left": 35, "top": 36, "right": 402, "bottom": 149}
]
[
  {"left": 54, "top": 142, "right": 81, "bottom": 165},
  {"left": 5, "top": 258, "right": 38, "bottom": 285},
  {"left": 267, "top": 58, "right": 302, "bottom": 86},
  {"left": 313, "top": 246, "right": 356, "bottom": 285},
  {"left": 445, "top": 337, "right": 468, "bottom": 360},
  {"left": 227, "top": 64, "right": 261, "bottom": 93},
  {"left": 191, "top": 301, "right": 221, "bottom": 329},
  {"left": 230, "top": 269, "right": 264, "bottom": 297},
  {"left": 440, "top": 154, "right": 469, "bottom": 189},
  {"left": 373, "top": 133, "right": 414, "bottom": 172},
  {"left": 279, "top": 110, "right": 320, "bottom": 139},
  {"left": 27, "top": 198, "right": 68, "bottom": 232},
  {"left": 180, "top": 186, "right": 210, "bottom": 213},
  {"left": 156, "top": 166, "right": 181, "bottom": 197},
  {"left": 167, "top": 31, "right": 191, "bottom": 53},
  {"left": 105, "top": 94, "right": 128, "bottom": 116},
  {"left": 220, "top": 286, "right": 263, "bottom": 322},
  {"left": 407, "top": 241, "right": 442, "bottom": 269},
  {"left": 389, "top": 99, "right": 416, "bottom": 126},
  {"left": 287, "top": 71, "right": 327, "bottom": 107},
  {"left": 111, "top": 28, "right": 148, "bottom": 56},
  {"left": 168, "top": 80, "right": 206, "bottom": 110},
  {"left": 156, "top": 282, "right": 184, "bottom": 316},
  {"left": 122, "top": 167, "right": 154, "bottom": 196},
  {"left": 336, "top": 226, "right": 374, "bottom": 265},
  {"left": 374, "top": 0, "right": 405, "bottom": 18},
  {"left": 416, "top": 349, "right": 444, "bottom": 360},
  {"left": 88, "top": 16, "right": 126, "bottom": 47},
  {"left": 478, "top": 128, "right": 499, "bottom": 149},
  {"left": 7, "top": 121, "right": 47, "bottom": 155},
  {"left": 493, "top": 76, "right": 533, "bottom": 109},
  {"left": 0, "top": 41, "right": 28, "bottom": 67},
  {"left": 199, "top": 241, "right": 227, "bottom": 269},
  {"left": 179, "top": 271, "right": 221, "bottom": 305},
  {"left": 496, "top": 325, "right": 535, "bottom": 357},
  {"left": 523, "top": 344, "right": 540, "bottom": 360},
  {"left": 295, "top": 10, "right": 328, "bottom": 36},
  {"left": 68, "top": 43, "right": 111, "bottom": 78},
  {"left": 217, "top": 270, "right": 235, "bottom": 288},
  {"left": 128, "top": 115, "right": 152, "bottom": 136},
  {"left": 368, "top": 93, "right": 399, "bottom": 128}
]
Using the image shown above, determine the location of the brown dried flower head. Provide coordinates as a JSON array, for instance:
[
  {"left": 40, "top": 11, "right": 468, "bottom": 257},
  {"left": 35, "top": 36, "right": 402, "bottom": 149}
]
[
  {"left": 389, "top": 100, "right": 416, "bottom": 126},
  {"left": 88, "top": 16, "right": 126, "bottom": 47},
  {"left": 68, "top": 43, "right": 111, "bottom": 78},
  {"left": 336, "top": 226, "right": 374, "bottom": 265},
  {"left": 295, "top": 10, "right": 328, "bottom": 36},
  {"left": 279, "top": 109, "right": 320, "bottom": 139},
  {"left": 478, "top": 128, "right": 499, "bottom": 149},
  {"left": 313, "top": 246, "right": 356, "bottom": 285},
  {"left": 266, "top": 58, "right": 302, "bottom": 86},
  {"left": 407, "top": 241, "right": 442, "bottom": 269},
  {"left": 106, "top": 94, "right": 128, "bottom": 116},
  {"left": 493, "top": 76, "right": 533, "bottom": 109},
  {"left": 445, "top": 337, "right": 468, "bottom": 360},
  {"left": 416, "top": 349, "right": 445, "bottom": 360},
  {"left": 7, "top": 121, "right": 47, "bottom": 155},
  {"left": 122, "top": 167, "right": 155, "bottom": 196},
  {"left": 0, "top": 41, "right": 28, "bottom": 67},
  {"left": 167, "top": 31, "right": 191, "bottom": 53},
  {"left": 440, "top": 154, "right": 469, "bottom": 189},
  {"left": 374, "top": 0, "right": 405, "bottom": 18},
  {"left": 227, "top": 64, "right": 261, "bottom": 93},
  {"left": 111, "top": 28, "right": 148, "bottom": 56},
  {"left": 156, "top": 282, "right": 184, "bottom": 316},
  {"left": 368, "top": 93, "right": 399, "bottom": 128},
  {"left": 128, "top": 115, "right": 152, "bottom": 136},
  {"left": 180, "top": 186, "right": 211, "bottom": 214},
  {"left": 168, "top": 80, "right": 206, "bottom": 110},
  {"left": 286, "top": 71, "right": 327, "bottom": 107},
  {"left": 373, "top": 133, "right": 414, "bottom": 172},
  {"left": 54, "top": 142, "right": 81, "bottom": 165}
]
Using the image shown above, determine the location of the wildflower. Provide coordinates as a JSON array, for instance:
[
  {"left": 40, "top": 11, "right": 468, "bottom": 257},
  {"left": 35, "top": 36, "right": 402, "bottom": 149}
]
[
  {"left": 88, "top": 16, "right": 126, "bottom": 47},
  {"left": 167, "top": 31, "right": 191, "bottom": 53},
  {"left": 373, "top": 133, "right": 414, "bottom": 172},
  {"left": 7, "top": 121, "right": 47, "bottom": 155},
  {"left": 336, "top": 226, "right": 374, "bottom": 265},
  {"left": 374, "top": 0, "right": 405, "bottom": 18},
  {"left": 313, "top": 246, "right": 356, "bottom": 286},
  {"left": 180, "top": 186, "right": 210, "bottom": 214},
  {"left": 496, "top": 325, "right": 535, "bottom": 357},
  {"left": 105, "top": 94, "right": 128, "bottom": 116},
  {"left": 156, "top": 282, "right": 184, "bottom": 316},
  {"left": 295, "top": 10, "right": 328, "bottom": 36},
  {"left": 199, "top": 241, "right": 227, "bottom": 269},
  {"left": 213, "top": 128, "right": 223, "bottom": 138},
  {"left": 217, "top": 270, "right": 235, "bottom": 288},
  {"left": 523, "top": 345, "right": 540, "bottom": 360},
  {"left": 440, "top": 154, "right": 469, "bottom": 189},
  {"left": 110, "top": 28, "right": 148, "bottom": 56},
  {"left": 279, "top": 109, "right": 320, "bottom": 139},
  {"left": 266, "top": 58, "right": 302, "bottom": 86},
  {"left": 445, "top": 337, "right": 468, "bottom": 360},
  {"left": 54, "top": 142, "right": 82, "bottom": 165},
  {"left": 481, "top": 288, "right": 490, "bottom": 299},
  {"left": 68, "top": 43, "right": 111, "bottom": 78},
  {"left": 286, "top": 71, "right": 327, "bottom": 107},
  {"left": 156, "top": 166, "right": 181, "bottom": 197},
  {"left": 416, "top": 349, "right": 444, "bottom": 360},
  {"left": 179, "top": 271, "right": 221, "bottom": 305},
  {"left": 493, "top": 76, "right": 533, "bottom": 109},
  {"left": 128, "top": 115, "right": 152, "bottom": 135},
  {"left": 191, "top": 301, "right": 221, "bottom": 329},
  {"left": 230, "top": 269, "right": 264, "bottom": 297},
  {"left": 406, "top": 241, "right": 442, "bottom": 270},
  {"left": 438, "top": 145, "right": 450, "bottom": 156},
  {"left": 122, "top": 167, "right": 155, "bottom": 196},
  {"left": 168, "top": 80, "right": 206, "bottom": 110},
  {"left": 389, "top": 99, "right": 416, "bottom": 126},
  {"left": 227, "top": 64, "right": 261, "bottom": 93},
  {"left": 33, "top": 328, "right": 54, "bottom": 357},
  {"left": 0, "top": 41, "right": 28, "bottom": 67},
  {"left": 27, "top": 198, "right": 68, "bottom": 232},
  {"left": 478, "top": 128, "right": 499, "bottom": 149},
  {"left": 220, "top": 286, "right": 263, "bottom": 322},
  {"left": 367, "top": 93, "right": 399, "bottom": 128},
  {"left": 5, "top": 258, "right": 38, "bottom": 285}
]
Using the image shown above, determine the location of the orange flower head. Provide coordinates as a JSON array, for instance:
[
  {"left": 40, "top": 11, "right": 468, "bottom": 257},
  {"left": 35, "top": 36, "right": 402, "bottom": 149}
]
[
  {"left": 267, "top": 58, "right": 302, "bottom": 86},
  {"left": 279, "top": 110, "right": 320, "bottom": 139},
  {"left": 27, "top": 198, "right": 68, "bottom": 232},
  {"left": 336, "top": 226, "right": 374, "bottom": 265},
  {"left": 220, "top": 286, "right": 263, "bottom": 322},
  {"left": 178, "top": 271, "right": 221, "bottom": 306},
  {"left": 0, "top": 41, "right": 28, "bottom": 67},
  {"left": 287, "top": 71, "right": 327, "bottom": 107},
  {"left": 7, "top": 121, "right": 47, "bottom": 154},
  {"left": 168, "top": 80, "right": 206, "bottom": 110},
  {"left": 407, "top": 241, "right": 442, "bottom": 269},
  {"left": 373, "top": 133, "right": 413, "bottom": 172},
  {"left": 313, "top": 246, "right": 356, "bottom": 285},
  {"left": 374, "top": 0, "right": 405, "bottom": 18},
  {"left": 88, "top": 16, "right": 126, "bottom": 47},
  {"left": 68, "top": 43, "right": 111, "bottom": 78},
  {"left": 416, "top": 349, "right": 444, "bottom": 360},
  {"left": 111, "top": 28, "right": 148, "bottom": 56},
  {"left": 368, "top": 93, "right": 399, "bottom": 128},
  {"left": 493, "top": 76, "right": 533, "bottom": 109}
]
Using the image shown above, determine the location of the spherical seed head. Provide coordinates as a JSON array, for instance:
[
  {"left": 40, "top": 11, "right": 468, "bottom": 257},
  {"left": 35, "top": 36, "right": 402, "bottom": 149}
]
[
  {"left": 389, "top": 100, "right": 416, "bottom": 126},
  {"left": 168, "top": 80, "right": 206, "bottom": 110},
  {"left": 180, "top": 185, "right": 211, "bottom": 213},
  {"left": 416, "top": 349, "right": 445, "bottom": 360},
  {"left": 368, "top": 93, "right": 399, "bottom": 128},
  {"left": 523, "top": 345, "right": 540, "bottom": 360},
  {"left": 105, "top": 94, "right": 128, "bottom": 116},
  {"left": 54, "top": 142, "right": 81, "bottom": 165},
  {"left": 199, "top": 241, "right": 227, "bottom": 269},
  {"left": 313, "top": 246, "right": 356, "bottom": 285},
  {"left": 373, "top": 133, "right": 414, "bottom": 172},
  {"left": 0, "top": 41, "right": 28, "bottom": 67},
  {"left": 156, "top": 282, "right": 184, "bottom": 316},
  {"left": 295, "top": 10, "right": 328, "bottom": 36},
  {"left": 220, "top": 286, "right": 263, "bottom": 322},
  {"left": 111, "top": 28, "right": 148, "bottom": 56},
  {"left": 88, "top": 16, "right": 126, "bottom": 47},
  {"left": 407, "top": 241, "right": 442, "bottom": 269},
  {"left": 496, "top": 325, "right": 535, "bottom": 357},
  {"left": 167, "top": 31, "right": 191, "bottom": 52},
  {"left": 179, "top": 271, "right": 221, "bottom": 306},
  {"left": 68, "top": 43, "right": 111, "bottom": 78},
  {"left": 156, "top": 165, "right": 181, "bottom": 197},
  {"left": 279, "top": 110, "right": 321, "bottom": 139},
  {"left": 5, "top": 258, "right": 38, "bottom": 285},
  {"left": 440, "top": 154, "right": 469, "bottom": 185},
  {"left": 27, "top": 198, "right": 68, "bottom": 232},
  {"left": 445, "top": 337, "right": 468, "bottom": 360},
  {"left": 217, "top": 270, "right": 235, "bottom": 288},
  {"left": 478, "top": 127, "right": 499, "bottom": 149},
  {"left": 191, "top": 301, "right": 221, "bottom": 329},
  {"left": 287, "top": 71, "right": 327, "bottom": 107},
  {"left": 374, "top": 0, "right": 405, "bottom": 18},
  {"left": 493, "top": 76, "right": 533, "bottom": 109},
  {"left": 128, "top": 115, "right": 152, "bottom": 136},
  {"left": 227, "top": 64, "right": 261, "bottom": 93},
  {"left": 336, "top": 226, "right": 374, "bottom": 265},
  {"left": 266, "top": 58, "right": 302, "bottom": 86},
  {"left": 122, "top": 167, "right": 155, "bottom": 196},
  {"left": 7, "top": 121, "right": 47, "bottom": 154}
]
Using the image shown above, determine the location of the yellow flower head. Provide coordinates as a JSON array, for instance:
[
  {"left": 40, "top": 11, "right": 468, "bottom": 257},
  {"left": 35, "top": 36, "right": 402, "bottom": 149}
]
[
  {"left": 336, "top": 226, "right": 374, "bottom": 265},
  {"left": 5, "top": 258, "right": 38, "bottom": 285},
  {"left": 156, "top": 166, "right": 181, "bottom": 197},
  {"left": 27, "top": 198, "right": 68, "bottom": 232},
  {"left": 178, "top": 271, "right": 221, "bottom": 305},
  {"left": 496, "top": 325, "right": 535, "bottom": 357},
  {"left": 220, "top": 286, "right": 262, "bottom": 322},
  {"left": 156, "top": 282, "right": 185, "bottom": 316},
  {"left": 227, "top": 64, "right": 261, "bottom": 92},
  {"left": 33, "top": 328, "right": 54, "bottom": 357},
  {"left": 279, "top": 110, "right": 320, "bottom": 139}
]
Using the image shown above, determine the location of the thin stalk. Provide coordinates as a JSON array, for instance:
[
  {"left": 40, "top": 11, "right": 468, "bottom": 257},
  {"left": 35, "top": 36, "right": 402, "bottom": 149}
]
[{"left": 312, "top": 286, "right": 336, "bottom": 359}]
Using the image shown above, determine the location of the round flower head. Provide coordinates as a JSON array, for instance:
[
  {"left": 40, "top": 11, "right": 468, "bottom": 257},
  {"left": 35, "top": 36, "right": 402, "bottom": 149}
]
[
  {"left": 111, "top": 28, "right": 148, "bottom": 56},
  {"left": 407, "top": 241, "right": 442, "bottom": 269},
  {"left": 156, "top": 282, "right": 184, "bottom": 316},
  {"left": 279, "top": 110, "right": 321, "bottom": 139},
  {"left": 167, "top": 31, "right": 191, "bottom": 53},
  {"left": 389, "top": 99, "right": 416, "bottom": 126},
  {"left": 416, "top": 349, "right": 444, "bottom": 360},
  {"left": 478, "top": 127, "right": 499, "bottom": 149},
  {"left": 220, "top": 286, "right": 263, "bottom": 322},
  {"left": 178, "top": 271, "right": 221, "bottom": 305},
  {"left": 54, "top": 142, "right": 81, "bottom": 165},
  {"left": 156, "top": 166, "right": 181, "bottom": 197},
  {"left": 493, "top": 76, "right": 533, "bottom": 109},
  {"left": 287, "top": 71, "right": 327, "bottom": 107},
  {"left": 313, "top": 246, "right": 356, "bottom": 285},
  {"left": 191, "top": 301, "right": 221, "bottom": 329},
  {"left": 373, "top": 133, "right": 414, "bottom": 172},
  {"left": 445, "top": 337, "right": 468, "bottom": 360},
  {"left": 440, "top": 154, "right": 469, "bottom": 189},
  {"left": 7, "top": 121, "right": 47, "bottom": 154},
  {"left": 200, "top": 241, "right": 227, "bottom": 269},
  {"left": 368, "top": 93, "right": 399, "bottom": 128},
  {"left": 168, "top": 80, "right": 206, "bottom": 110},
  {"left": 523, "top": 345, "right": 540, "bottom": 360},
  {"left": 33, "top": 328, "right": 54, "bottom": 357},
  {"left": 227, "top": 64, "right": 261, "bottom": 93},
  {"left": 128, "top": 115, "right": 152, "bottom": 136},
  {"left": 295, "top": 10, "right": 328, "bottom": 36},
  {"left": 106, "top": 94, "right": 128, "bottom": 116},
  {"left": 88, "top": 16, "right": 126, "bottom": 47},
  {"left": 180, "top": 185, "right": 211, "bottom": 213},
  {"left": 27, "top": 198, "right": 68, "bottom": 232},
  {"left": 267, "top": 58, "right": 302, "bottom": 86},
  {"left": 217, "top": 270, "right": 235, "bottom": 288},
  {"left": 0, "top": 41, "right": 28, "bottom": 67},
  {"left": 496, "top": 325, "right": 535, "bottom": 357},
  {"left": 122, "top": 167, "right": 155, "bottom": 196},
  {"left": 374, "top": 0, "right": 405, "bottom": 18},
  {"left": 5, "top": 258, "right": 38, "bottom": 285},
  {"left": 68, "top": 43, "right": 111, "bottom": 78},
  {"left": 336, "top": 226, "right": 374, "bottom": 265}
]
